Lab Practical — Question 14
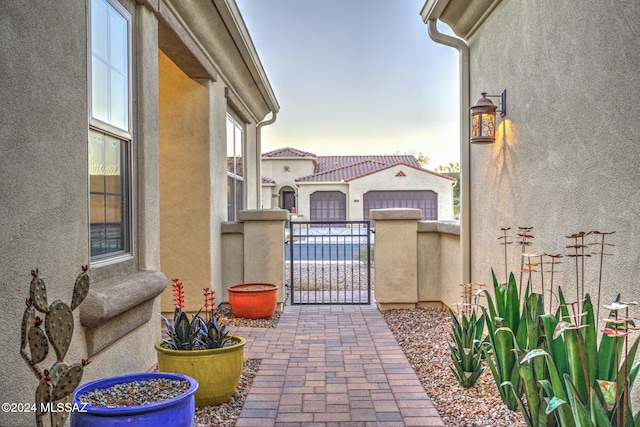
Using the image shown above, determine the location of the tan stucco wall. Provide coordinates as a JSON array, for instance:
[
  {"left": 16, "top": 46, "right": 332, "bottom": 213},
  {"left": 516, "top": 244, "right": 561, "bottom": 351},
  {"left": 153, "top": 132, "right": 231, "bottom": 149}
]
[
  {"left": 159, "top": 51, "right": 212, "bottom": 313},
  {"left": 0, "top": 4, "right": 90, "bottom": 422},
  {"left": 417, "top": 221, "right": 461, "bottom": 308},
  {"left": 221, "top": 222, "right": 245, "bottom": 298},
  {"left": 372, "top": 209, "right": 421, "bottom": 307},
  {"left": 467, "top": 1, "right": 640, "bottom": 316},
  {"left": 0, "top": 1, "right": 163, "bottom": 425},
  {"left": 439, "top": 229, "right": 462, "bottom": 309}
]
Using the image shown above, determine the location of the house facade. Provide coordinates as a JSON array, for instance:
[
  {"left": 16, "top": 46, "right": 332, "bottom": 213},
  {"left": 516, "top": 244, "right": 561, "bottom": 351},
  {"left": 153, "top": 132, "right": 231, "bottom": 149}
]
[
  {"left": 421, "top": 1, "right": 640, "bottom": 309},
  {"left": 262, "top": 147, "right": 456, "bottom": 222},
  {"left": 0, "top": 0, "right": 277, "bottom": 424}
]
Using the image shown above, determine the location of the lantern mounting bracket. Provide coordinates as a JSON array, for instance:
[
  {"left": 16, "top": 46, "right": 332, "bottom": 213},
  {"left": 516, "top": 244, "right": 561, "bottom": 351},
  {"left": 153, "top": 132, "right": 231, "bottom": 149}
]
[
  {"left": 484, "top": 90, "right": 507, "bottom": 117},
  {"left": 482, "top": 89, "right": 507, "bottom": 117}
]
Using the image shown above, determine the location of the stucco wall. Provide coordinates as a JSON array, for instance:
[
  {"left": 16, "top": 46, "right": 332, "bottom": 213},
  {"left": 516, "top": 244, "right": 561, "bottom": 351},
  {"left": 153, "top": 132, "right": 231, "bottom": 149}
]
[
  {"left": 263, "top": 158, "right": 317, "bottom": 187},
  {"left": 0, "top": 4, "right": 89, "bottom": 424},
  {"left": 417, "top": 221, "right": 461, "bottom": 308},
  {"left": 159, "top": 51, "right": 212, "bottom": 313},
  {"left": 349, "top": 165, "right": 455, "bottom": 220},
  {"left": 0, "top": 1, "right": 164, "bottom": 425},
  {"left": 467, "top": 1, "right": 640, "bottom": 316}
]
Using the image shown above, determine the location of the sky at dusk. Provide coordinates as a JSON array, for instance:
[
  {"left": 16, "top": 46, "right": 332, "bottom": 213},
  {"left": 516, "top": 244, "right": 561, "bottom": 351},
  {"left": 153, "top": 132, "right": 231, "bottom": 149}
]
[{"left": 236, "top": 0, "right": 460, "bottom": 168}]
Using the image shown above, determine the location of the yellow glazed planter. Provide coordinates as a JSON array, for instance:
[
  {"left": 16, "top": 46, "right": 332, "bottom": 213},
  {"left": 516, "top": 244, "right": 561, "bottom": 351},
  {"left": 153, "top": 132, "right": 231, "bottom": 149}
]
[{"left": 155, "top": 336, "right": 246, "bottom": 407}]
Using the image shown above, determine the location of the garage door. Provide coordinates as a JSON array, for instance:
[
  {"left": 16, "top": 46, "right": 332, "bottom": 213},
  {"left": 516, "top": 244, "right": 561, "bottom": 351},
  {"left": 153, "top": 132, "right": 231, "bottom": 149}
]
[
  {"left": 363, "top": 190, "right": 437, "bottom": 221},
  {"left": 310, "top": 191, "right": 346, "bottom": 221}
]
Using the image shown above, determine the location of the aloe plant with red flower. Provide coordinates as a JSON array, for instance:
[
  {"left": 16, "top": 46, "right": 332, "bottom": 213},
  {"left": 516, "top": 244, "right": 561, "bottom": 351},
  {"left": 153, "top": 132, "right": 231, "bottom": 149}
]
[{"left": 160, "top": 279, "right": 232, "bottom": 350}]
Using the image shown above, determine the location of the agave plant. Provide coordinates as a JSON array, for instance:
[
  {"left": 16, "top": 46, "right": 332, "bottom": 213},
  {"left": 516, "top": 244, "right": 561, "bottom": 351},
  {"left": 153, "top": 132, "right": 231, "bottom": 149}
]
[
  {"left": 480, "top": 269, "right": 529, "bottom": 410},
  {"left": 160, "top": 279, "right": 233, "bottom": 350},
  {"left": 448, "top": 308, "right": 485, "bottom": 388}
]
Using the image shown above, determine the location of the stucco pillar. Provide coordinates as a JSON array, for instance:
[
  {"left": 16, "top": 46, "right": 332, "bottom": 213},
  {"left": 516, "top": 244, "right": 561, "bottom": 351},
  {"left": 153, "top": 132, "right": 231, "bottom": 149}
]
[
  {"left": 371, "top": 208, "right": 421, "bottom": 310},
  {"left": 238, "top": 209, "right": 289, "bottom": 307},
  {"left": 136, "top": 5, "right": 160, "bottom": 271}
]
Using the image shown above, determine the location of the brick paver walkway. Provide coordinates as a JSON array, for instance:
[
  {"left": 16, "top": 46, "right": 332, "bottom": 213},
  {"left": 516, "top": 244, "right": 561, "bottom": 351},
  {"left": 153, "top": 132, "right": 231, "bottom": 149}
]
[{"left": 230, "top": 305, "right": 445, "bottom": 427}]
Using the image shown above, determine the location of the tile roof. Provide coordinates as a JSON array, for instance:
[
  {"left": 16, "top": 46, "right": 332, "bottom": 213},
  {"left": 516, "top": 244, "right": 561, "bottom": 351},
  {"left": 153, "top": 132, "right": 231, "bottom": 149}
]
[
  {"left": 261, "top": 176, "right": 275, "bottom": 184},
  {"left": 262, "top": 147, "right": 317, "bottom": 158},
  {"left": 315, "top": 155, "right": 420, "bottom": 173},
  {"left": 263, "top": 148, "right": 455, "bottom": 183},
  {"left": 296, "top": 160, "right": 456, "bottom": 183}
]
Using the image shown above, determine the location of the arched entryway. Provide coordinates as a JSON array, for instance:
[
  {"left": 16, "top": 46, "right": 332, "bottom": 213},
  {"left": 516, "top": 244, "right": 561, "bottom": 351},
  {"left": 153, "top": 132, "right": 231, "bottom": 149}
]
[{"left": 279, "top": 186, "right": 296, "bottom": 213}]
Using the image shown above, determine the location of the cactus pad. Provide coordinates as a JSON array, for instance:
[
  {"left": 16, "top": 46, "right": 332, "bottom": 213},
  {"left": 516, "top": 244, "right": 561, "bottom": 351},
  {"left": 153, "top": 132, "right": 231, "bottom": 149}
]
[
  {"left": 70, "top": 268, "right": 90, "bottom": 311},
  {"left": 35, "top": 377, "right": 51, "bottom": 420},
  {"left": 51, "top": 363, "right": 83, "bottom": 401},
  {"left": 48, "top": 361, "right": 68, "bottom": 385},
  {"left": 28, "top": 326, "right": 49, "bottom": 365},
  {"left": 45, "top": 300, "right": 73, "bottom": 361},
  {"left": 51, "top": 395, "right": 72, "bottom": 427},
  {"left": 30, "top": 275, "right": 48, "bottom": 313},
  {"left": 21, "top": 305, "right": 36, "bottom": 350}
]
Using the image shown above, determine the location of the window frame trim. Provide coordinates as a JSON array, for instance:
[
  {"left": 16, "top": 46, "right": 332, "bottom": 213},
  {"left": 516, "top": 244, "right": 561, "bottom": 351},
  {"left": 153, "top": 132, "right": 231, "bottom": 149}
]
[
  {"left": 87, "top": 0, "right": 135, "bottom": 267},
  {"left": 226, "top": 110, "right": 245, "bottom": 221}
]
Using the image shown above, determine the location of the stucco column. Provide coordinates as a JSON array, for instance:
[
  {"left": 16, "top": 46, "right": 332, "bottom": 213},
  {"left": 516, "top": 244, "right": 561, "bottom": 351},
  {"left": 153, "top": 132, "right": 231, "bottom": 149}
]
[
  {"left": 136, "top": 5, "right": 160, "bottom": 271},
  {"left": 371, "top": 208, "right": 421, "bottom": 310},
  {"left": 238, "top": 209, "right": 289, "bottom": 307}
]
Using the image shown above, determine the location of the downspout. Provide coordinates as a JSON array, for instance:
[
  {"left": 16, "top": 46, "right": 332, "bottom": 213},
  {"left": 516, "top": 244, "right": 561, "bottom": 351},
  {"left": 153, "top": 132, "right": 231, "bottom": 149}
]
[
  {"left": 424, "top": 19, "right": 471, "bottom": 284},
  {"left": 256, "top": 111, "right": 277, "bottom": 208}
]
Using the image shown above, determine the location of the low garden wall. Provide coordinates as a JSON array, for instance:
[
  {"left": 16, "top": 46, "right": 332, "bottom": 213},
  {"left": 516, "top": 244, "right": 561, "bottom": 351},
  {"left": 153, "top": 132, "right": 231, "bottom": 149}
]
[{"left": 371, "top": 208, "right": 460, "bottom": 311}]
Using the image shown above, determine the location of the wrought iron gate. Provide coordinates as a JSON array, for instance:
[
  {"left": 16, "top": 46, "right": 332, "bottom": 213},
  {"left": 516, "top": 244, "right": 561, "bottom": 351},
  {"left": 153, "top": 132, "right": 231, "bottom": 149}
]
[{"left": 286, "top": 221, "right": 372, "bottom": 305}]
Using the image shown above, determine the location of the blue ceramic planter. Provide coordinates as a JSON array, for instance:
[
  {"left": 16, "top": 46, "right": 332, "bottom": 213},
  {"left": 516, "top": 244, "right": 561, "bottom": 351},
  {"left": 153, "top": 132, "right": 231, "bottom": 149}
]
[{"left": 71, "top": 372, "right": 198, "bottom": 427}]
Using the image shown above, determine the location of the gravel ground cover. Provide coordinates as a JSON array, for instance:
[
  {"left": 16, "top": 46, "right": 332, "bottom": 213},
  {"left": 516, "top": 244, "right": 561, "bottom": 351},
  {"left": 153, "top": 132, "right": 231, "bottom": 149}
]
[
  {"left": 194, "top": 359, "right": 260, "bottom": 427},
  {"left": 382, "top": 306, "right": 526, "bottom": 427},
  {"left": 78, "top": 378, "right": 190, "bottom": 407}
]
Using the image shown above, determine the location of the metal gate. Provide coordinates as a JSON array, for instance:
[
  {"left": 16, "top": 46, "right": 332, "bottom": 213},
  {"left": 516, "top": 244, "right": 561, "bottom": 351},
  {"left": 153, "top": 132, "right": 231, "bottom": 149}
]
[{"left": 286, "top": 221, "right": 372, "bottom": 305}]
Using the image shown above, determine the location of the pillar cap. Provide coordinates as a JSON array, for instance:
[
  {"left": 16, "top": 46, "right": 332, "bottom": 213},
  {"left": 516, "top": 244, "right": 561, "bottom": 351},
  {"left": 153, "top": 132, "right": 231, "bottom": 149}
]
[
  {"left": 370, "top": 208, "right": 422, "bottom": 220},
  {"left": 238, "top": 209, "right": 289, "bottom": 221}
]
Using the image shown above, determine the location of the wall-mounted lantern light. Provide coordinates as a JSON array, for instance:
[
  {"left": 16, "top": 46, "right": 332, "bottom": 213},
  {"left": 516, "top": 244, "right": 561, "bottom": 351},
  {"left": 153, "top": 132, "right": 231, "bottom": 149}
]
[{"left": 470, "top": 90, "right": 506, "bottom": 144}]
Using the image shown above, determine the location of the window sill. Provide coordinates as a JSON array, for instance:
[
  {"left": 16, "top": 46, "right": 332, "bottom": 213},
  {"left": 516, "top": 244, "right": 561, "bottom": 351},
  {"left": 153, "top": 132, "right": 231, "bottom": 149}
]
[{"left": 80, "top": 270, "right": 166, "bottom": 356}]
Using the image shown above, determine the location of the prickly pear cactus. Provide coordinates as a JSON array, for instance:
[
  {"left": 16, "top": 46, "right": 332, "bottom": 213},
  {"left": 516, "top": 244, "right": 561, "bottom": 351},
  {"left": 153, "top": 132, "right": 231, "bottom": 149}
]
[{"left": 20, "top": 266, "right": 91, "bottom": 427}]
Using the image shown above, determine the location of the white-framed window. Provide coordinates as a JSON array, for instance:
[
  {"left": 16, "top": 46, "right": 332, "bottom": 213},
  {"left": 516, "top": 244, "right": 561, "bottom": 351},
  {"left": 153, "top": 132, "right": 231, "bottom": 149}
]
[
  {"left": 88, "top": 0, "right": 132, "bottom": 261},
  {"left": 226, "top": 113, "right": 244, "bottom": 221}
]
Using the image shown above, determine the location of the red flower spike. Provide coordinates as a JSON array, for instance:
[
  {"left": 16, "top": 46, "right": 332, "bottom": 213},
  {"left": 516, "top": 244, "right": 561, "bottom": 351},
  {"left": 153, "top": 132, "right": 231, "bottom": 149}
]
[{"left": 172, "top": 278, "right": 185, "bottom": 310}]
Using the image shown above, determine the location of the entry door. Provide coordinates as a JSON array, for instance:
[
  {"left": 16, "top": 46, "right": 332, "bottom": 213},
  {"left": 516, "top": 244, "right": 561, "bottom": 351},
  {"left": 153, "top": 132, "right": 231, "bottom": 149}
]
[{"left": 282, "top": 191, "right": 296, "bottom": 212}]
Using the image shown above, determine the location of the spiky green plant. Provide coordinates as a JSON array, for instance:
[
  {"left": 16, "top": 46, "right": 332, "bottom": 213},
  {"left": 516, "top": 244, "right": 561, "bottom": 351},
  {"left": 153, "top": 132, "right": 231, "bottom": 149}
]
[
  {"left": 160, "top": 278, "right": 235, "bottom": 350},
  {"left": 480, "top": 269, "right": 528, "bottom": 410},
  {"left": 448, "top": 308, "right": 486, "bottom": 388},
  {"left": 20, "top": 266, "right": 91, "bottom": 427}
]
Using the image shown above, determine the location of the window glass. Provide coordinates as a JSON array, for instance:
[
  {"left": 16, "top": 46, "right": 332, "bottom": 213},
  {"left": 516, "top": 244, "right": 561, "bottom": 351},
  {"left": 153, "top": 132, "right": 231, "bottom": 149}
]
[
  {"left": 91, "top": 0, "right": 129, "bottom": 132},
  {"left": 89, "top": 130, "right": 129, "bottom": 257},
  {"left": 226, "top": 113, "right": 244, "bottom": 220}
]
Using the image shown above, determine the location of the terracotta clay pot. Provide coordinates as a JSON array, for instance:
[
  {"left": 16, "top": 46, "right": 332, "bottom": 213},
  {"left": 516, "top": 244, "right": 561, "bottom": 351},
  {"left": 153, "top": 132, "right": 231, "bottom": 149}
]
[{"left": 227, "top": 283, "right": 279, "bottom": 319}]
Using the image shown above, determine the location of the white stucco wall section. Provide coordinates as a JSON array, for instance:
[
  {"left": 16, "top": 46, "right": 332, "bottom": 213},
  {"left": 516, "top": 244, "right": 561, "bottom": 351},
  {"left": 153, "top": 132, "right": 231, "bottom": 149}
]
[{"left": 348, "top": 165, "right": 455, "bottom": 221}]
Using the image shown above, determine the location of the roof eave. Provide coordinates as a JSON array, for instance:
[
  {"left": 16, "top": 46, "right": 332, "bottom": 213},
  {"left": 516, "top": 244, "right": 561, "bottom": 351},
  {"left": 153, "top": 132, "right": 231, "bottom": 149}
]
[
  {"left": 213, "top": 0, "right": 280, "bottom": 114},
  {"left": 420, "top": 0, "right": 502, "bottom": 40}
]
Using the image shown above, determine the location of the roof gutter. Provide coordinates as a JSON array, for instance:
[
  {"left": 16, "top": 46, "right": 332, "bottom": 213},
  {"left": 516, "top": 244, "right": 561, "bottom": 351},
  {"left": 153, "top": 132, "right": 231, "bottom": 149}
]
[
  {"left": 421, "top": 1, "right": 471, "bottom": 284},
  {"left": 256, "top": 111, "right": 277, "bottom": 207}
]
